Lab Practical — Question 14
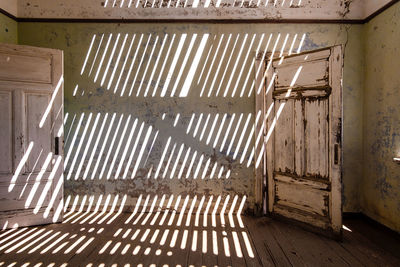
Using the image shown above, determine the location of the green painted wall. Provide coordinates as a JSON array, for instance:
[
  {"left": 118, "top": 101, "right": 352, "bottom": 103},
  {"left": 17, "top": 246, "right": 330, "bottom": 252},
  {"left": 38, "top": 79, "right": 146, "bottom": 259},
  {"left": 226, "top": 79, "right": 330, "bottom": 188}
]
[
  {"left": 363, "top": 2, "right": 400, "bottom": 232},
  {"left": 0, "top": 13, "right": 17, "bottom": 44},
  {"left": 17, "top": 22, "right": 364, "bottom": 212}
]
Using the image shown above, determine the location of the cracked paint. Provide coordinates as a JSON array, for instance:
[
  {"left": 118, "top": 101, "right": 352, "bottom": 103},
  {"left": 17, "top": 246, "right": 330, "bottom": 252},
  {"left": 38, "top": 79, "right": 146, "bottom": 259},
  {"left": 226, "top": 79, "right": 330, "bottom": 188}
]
[
  {"left": 363, "top": 2, "right": 400, "bottom": 232},
  {"left": 17, "top": 22, "right": 364, "bottom": 215}
]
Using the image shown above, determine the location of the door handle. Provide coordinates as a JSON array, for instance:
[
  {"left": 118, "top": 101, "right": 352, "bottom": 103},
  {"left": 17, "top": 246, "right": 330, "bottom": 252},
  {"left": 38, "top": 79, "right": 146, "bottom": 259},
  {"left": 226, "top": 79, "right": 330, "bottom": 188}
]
[
  {"left": 334, "top": 144, "right": 339, "bottom": 165},
  {"left": 55, "top": 137, "right": 59, "bottom": 155}
]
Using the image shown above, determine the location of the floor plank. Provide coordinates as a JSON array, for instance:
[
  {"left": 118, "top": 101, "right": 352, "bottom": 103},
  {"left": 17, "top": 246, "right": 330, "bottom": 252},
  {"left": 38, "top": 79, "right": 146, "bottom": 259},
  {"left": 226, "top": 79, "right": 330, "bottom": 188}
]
[
  {"left": 0, "top": 213, "right": 399, "bottom": 267},
  {"left": 202, "top": 214, "right": 218, "bottom": 266},
  {"left": 246, "top": 216, "right": 291, "bottom": 267},
  {"left": 344, "top": 217, "right": 400, "bottom": 261},
  {"left": 271, "top": 220, "right": 349, "bottom": 266},
  {"left": 317, "top": 234, "right": 364, "bottom": 267}
]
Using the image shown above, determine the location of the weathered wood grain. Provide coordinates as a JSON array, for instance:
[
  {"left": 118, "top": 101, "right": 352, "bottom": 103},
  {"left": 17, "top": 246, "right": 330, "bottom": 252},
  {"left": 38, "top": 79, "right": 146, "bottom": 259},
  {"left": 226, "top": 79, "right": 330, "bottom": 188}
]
[
  {"left": 0, "top": 43, "right": 64, "bottom": 229},
  {"left": 1, "top": 213, "right": 399, "bottom": 266},
  {"left": 262, "top": 46, "right": 342, "bottom": 237}
]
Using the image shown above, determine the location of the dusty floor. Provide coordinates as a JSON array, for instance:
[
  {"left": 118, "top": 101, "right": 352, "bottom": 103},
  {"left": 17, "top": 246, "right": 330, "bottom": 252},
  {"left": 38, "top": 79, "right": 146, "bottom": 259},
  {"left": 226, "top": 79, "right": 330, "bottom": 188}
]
[{"left": 0, "top": 211, "right": 399, "bottom": 266}]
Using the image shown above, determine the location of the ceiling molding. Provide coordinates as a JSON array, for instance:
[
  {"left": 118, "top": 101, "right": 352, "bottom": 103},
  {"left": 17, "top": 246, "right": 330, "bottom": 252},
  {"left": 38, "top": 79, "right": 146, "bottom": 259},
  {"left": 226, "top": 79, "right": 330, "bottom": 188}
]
[
  {"left": 13, "top": 17, "right": 365, "bottom": 24},
  {"left": 364, "top": 0, "right": 400, "bottom": 23},
  {"left": 0, "top": 0, "right": 17, "bottom": 17},
  {"left": 0, "top": 0, "right": 397, "bottom": 23},
  {"left": 363, "top": 0, "right": 392, "bottom": 18},
  {"left": 0, "top": 7, "right": 17, "bottom": 21}
]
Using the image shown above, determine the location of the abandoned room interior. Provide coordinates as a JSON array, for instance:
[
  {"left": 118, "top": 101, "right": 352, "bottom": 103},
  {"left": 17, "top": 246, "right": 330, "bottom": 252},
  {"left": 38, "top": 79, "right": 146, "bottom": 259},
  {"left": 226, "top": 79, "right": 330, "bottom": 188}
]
[{"left": 0, "top": 0, "right": 399, "bottom": 266}]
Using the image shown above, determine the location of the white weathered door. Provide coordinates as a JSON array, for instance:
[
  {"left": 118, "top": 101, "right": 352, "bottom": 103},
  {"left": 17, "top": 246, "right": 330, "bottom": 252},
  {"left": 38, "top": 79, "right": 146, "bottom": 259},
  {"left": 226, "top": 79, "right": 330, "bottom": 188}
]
[
  {"left": 263, "top": 46, "right": 342, "bottom": 237},
  {"left": 0, "top": 43, "right": 64, "bottom": 229}
]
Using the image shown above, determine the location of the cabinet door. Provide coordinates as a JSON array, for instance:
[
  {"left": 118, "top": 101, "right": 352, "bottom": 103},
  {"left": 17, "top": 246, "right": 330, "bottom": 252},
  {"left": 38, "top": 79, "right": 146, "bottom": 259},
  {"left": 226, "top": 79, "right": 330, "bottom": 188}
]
[{"left": 0, "top": 43, "right": 64, "bottom": 229}]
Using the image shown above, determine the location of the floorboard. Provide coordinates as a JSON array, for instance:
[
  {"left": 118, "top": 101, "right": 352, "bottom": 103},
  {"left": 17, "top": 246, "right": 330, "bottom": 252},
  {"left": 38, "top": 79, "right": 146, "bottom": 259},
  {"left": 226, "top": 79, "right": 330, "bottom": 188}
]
[{"left": 0, "top": 212, "right": 399, "bottom": 267}]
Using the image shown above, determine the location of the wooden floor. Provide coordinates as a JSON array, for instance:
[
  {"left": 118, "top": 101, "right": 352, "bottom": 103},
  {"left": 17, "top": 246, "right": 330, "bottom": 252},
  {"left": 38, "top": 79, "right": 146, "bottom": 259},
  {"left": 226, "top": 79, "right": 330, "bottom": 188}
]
[{"left": 0, "top": 211, "right": 399, "bottom": 267}]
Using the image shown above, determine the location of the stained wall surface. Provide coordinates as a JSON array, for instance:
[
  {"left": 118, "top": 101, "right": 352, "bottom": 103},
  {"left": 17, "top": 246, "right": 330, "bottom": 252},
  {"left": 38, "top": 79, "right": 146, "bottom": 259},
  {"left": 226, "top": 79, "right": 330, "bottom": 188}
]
[
  {"left": 17, "top": 22, "right": 364, "bottom": 212},
  {"left": 0, "top": 13, "right": 17, "bottom": 44},
  {"left": 363, "top": 2, "right": 400, "bottom": 232}
]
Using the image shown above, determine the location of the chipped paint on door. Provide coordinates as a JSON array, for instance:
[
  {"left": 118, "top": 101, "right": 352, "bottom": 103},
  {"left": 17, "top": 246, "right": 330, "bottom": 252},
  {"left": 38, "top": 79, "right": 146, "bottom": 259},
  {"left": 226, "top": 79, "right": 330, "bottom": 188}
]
[
  {"left": 264, "top": 46, "right": 343, "bottom": 236},
  {"left": 17, "top": 22, "right": 363, "bottom": 215},
  {"left": 0, "top": 43, "right": 64, "bottom": 229}
]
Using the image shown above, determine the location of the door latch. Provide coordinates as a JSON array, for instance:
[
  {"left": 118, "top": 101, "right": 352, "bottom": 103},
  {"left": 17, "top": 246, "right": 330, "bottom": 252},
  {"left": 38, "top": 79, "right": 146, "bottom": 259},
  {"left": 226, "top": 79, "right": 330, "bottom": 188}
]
[
  {"left": 55, "top": 137, "right": 59, "bottom": 155},
  {"left": 334, "top": 144, "right": 339, "bottom": 165}
]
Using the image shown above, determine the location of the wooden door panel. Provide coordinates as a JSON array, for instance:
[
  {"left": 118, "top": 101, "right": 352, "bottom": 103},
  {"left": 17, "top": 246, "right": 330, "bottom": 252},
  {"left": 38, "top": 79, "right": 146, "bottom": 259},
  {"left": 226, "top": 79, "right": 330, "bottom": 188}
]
[
  {"left": 305, "top": 99, "right": 329, "bottom": 179},
  {"left": 274, "top": 174, "right": 330, "bottom": 191},
  {"left": 294, "top": 100, "right": 304, "bottom": 176},
  {"left": 277, "top": 48, "right": 331, "bottom": 65},
  {"left": 273, "top": 205, "right": 330, "bottom": 230},
  {"left": 274, "top": 59, "right": 329, "bottom": 90},
  {"left": 0, "top": 90, "right": 13, "bottom": 175},
  {"left": 0, "top": 207, "right": 51, "bottom": 229},
  {"left": 0, "top": 43, "right": 63, "bottom": 229},
  {"left": 274, "top": 99, "right": 294, "bottom": 174},
  {"left": 0, "top": 181, "right": 52, "bottom": 211},
  {"left": 274, "top": 181, "right": 329, "bottom": 217},
  {"left": 262, "top": 46, "right": 342, "bottom": 238},
  {"left": 25, "top": 92, "right": 53, "bottom": 173},
  {"left": 0, "top": 52, "right": 52, "bottom": 84}
]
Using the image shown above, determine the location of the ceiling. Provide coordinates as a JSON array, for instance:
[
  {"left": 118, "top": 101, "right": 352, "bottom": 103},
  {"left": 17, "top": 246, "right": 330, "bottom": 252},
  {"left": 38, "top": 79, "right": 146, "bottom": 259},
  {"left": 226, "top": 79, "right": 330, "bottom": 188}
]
[{"left": 0, "top": 0, "right": 395, "bottom": 21}]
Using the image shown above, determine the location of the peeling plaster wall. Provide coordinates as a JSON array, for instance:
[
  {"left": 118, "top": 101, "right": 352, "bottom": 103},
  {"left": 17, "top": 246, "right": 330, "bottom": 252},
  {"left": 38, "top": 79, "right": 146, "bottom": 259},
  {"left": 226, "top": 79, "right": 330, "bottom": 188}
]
[
  {"left": 0, "top": 13, "right": 17, "bottom": 44},
  {"left": 363, "top": 2, "right": 400, "bottom": 232},
  {"left": 17, "top": 22, "right": 363, "bottom": 212}
]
